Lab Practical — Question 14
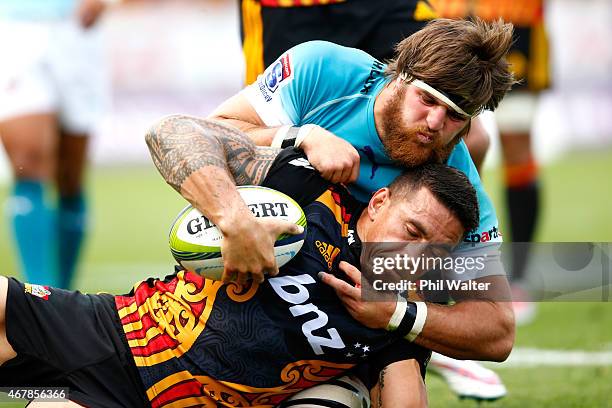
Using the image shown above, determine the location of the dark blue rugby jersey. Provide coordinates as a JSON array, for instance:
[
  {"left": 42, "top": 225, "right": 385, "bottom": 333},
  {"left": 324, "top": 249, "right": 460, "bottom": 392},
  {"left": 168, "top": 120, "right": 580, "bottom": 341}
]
[{"left": 115, "top": 148, "right": 428, "bottom": 407}]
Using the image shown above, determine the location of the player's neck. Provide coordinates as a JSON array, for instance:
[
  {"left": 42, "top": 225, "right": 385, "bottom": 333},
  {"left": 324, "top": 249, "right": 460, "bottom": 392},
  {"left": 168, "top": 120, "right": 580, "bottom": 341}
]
[
  {"left": 355, "top": 210, "right": 369, "bottom": 242},
  {"left": 373, "top": 81, "right": 393, "bottom": 142}
]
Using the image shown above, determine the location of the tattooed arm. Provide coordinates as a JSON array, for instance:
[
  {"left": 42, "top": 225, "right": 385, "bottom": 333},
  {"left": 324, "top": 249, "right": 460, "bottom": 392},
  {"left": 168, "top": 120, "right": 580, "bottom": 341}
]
[
  {"left": 146, "top": 114, "right": 303, "bottom": 283},
  {"left": 208, "top": 93, "right": 279, "bottom": 146},
  {"left": 209, "top": 93, "right": 360, "bottom": 184},
  {"left": 370, "top": 361, "right": 427, "bottom": 408}
]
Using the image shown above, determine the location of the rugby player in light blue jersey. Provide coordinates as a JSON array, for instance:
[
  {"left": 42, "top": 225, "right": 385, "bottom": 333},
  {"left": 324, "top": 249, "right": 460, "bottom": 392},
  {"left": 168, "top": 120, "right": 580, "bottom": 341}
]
[{"left": 210, "top": 19, "right": 511, "bottom": 282}]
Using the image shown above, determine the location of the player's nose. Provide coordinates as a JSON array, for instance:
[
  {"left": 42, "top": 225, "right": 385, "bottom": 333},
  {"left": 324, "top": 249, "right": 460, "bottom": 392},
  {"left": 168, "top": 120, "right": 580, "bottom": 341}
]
[{"left": 426, "top": 105, "right": 446, "bottom": 131}]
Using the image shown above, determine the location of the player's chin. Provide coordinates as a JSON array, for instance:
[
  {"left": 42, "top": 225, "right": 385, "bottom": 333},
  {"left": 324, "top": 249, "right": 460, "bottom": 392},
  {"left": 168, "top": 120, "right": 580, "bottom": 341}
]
[{"left": 390, "top": 145, "right": 436, "bottom": 168}]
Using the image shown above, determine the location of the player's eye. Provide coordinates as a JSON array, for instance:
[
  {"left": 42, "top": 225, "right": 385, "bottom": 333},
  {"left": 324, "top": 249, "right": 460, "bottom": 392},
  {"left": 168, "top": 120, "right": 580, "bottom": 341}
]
[
  {"left": 420, "top": 93, "right": 436, "bottom": 106},
  {"left": 406, "top": 225, "right": 420, "bottom": 239},
  {"left": 448, "top": 111, "right": 468, "bottom": 122}
]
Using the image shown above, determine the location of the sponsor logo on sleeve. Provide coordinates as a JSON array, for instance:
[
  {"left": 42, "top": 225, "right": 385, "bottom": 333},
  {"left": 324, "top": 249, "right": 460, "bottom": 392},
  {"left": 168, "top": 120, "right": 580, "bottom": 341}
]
[
  {"left": 258, "top": 53, "right": 293, "bottom": 102},
  {"left": 24, "top": 283, "right": 51, "bottom": 300},
  {"left": 464, "top": 226, "right": 502, "bottom": 245}
]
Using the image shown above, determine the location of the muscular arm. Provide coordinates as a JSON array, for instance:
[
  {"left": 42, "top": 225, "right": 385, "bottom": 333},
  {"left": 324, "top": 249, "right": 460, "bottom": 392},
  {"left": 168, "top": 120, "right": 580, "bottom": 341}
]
[
  {"left": 321, "top": 263, "right": 515, "bottom": 361},
  {"left": 414, "top": 276, "right": 515, "bottom": 361},
  {"left": 209, "top": 93, "right": 361, "bottom": 183},
  {"left": 145, "top": 114, "right": 300, "bottom": 282},
  {"left": 370, "top": 360, "right": 427, "bottom": 408},
  {"left": 146, "top": 114, "right": 278, "bottom": 211},
  {"left": 208, "top": 93, "right": 279, "bottom": 146}
]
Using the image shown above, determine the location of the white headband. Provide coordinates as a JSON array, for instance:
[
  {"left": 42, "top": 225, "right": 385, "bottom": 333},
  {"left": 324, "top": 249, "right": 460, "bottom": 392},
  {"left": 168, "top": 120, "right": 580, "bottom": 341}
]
[{"left": 399, "top": 73, "right": 472, "bottom": 118}]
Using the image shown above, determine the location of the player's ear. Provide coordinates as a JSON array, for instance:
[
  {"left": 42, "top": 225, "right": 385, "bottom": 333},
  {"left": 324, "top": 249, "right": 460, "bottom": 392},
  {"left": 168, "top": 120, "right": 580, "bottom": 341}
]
[{"left": 367, "top": 188, "right": 390, "bottom": 220}]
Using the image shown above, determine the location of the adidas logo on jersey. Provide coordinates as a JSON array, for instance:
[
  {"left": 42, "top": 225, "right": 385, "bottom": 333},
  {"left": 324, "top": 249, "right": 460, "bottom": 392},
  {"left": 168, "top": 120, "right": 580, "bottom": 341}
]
[{"left": 316, "top": 240, "right": 341, "bottom": 270}]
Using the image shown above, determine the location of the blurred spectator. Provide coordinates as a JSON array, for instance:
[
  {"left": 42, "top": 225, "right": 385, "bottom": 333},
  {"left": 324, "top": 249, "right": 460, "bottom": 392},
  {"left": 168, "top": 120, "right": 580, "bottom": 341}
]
[
  {"left": 0, "top": 0, "right": 112, "bottom": 288},
  {"left": 239, "top": 0, "right": 437, "bottom": 84}
]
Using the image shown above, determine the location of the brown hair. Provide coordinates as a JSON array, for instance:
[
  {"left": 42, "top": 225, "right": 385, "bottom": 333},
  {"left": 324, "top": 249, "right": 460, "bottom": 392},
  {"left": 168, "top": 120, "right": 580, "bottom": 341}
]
[{"left": 386, "top": 18, "right": 517, "bottom": 115}]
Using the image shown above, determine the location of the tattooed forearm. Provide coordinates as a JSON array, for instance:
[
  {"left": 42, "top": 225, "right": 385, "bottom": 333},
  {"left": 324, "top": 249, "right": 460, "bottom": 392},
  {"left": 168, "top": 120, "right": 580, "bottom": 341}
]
[
  {"left": 378, "top": 366, "right": 387, "bottom": 408},
  {"left": 145, "top": 115, "right": 226, "bottom": 191},
  {"left": 145, "top": 114, "right": 279, "bottom": 192}
]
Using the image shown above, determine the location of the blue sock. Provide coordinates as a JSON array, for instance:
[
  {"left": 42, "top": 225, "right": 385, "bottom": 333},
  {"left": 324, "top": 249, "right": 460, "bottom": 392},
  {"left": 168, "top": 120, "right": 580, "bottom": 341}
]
[
  {"left": 8, "top": 180, "right": 58, "bottom": 286},
  {"left": 57, "top": 192, "right": 87, "bottom": 289}
]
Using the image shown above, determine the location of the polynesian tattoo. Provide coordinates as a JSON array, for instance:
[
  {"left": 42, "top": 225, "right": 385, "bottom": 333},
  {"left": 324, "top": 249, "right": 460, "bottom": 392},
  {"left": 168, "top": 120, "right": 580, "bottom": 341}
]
[
  {"left": 378, "top": 366, "right": 387, "bottom": 408},
  {"left": 145, "top": 115, "right": 280, "bottom": 192}
]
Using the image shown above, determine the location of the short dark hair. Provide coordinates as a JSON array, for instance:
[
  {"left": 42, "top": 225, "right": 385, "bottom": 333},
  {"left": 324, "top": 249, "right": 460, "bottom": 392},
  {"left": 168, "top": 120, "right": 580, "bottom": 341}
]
[{"left": 388, "top": 163, "right": 479, "bottom": 237}]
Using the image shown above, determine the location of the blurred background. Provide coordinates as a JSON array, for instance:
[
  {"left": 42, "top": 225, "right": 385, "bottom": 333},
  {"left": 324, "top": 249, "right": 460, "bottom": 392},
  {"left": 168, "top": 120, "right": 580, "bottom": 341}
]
[{"left": 0, "top": 0, "right": 610, "bottom": 407}]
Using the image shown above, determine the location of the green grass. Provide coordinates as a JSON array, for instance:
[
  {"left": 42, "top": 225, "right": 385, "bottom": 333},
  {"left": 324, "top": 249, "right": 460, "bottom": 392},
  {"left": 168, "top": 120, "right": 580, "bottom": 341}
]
[
  {"left": 0, "top": 150, "right": 612, "bottom": 407},
  {"left": 432, "top": 150, "right": 612, "bottom": 407},
  {"left": 71, "top": 165, "right": 185, "bottom": 293},
  {"left": 515, "top": 302, "right": 612, "bottom": 350},
  {"left": 427, "top": 366, "right": 612, "bottom": 408},
  {"left": 482, "top": 150, "right": 612, "bottom": 242},
  {"left": 0, "top": 164, "right": 185, "bottom": 293}
]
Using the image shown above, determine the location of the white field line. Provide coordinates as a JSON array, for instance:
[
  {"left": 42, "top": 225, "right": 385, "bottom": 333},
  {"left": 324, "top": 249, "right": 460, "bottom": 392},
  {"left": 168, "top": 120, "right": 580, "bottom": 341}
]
[{"left": 489, "top": 348, "right": 612, "bottom": 367}]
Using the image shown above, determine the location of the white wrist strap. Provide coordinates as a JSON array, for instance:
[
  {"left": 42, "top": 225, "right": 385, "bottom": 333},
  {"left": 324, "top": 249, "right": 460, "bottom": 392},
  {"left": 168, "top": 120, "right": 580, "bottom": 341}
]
[
  {"left": 271, "top": 125, "right": 293, "bottom": 148},
  {"left": 386, "top": 294, "right": 407, "bottom": 331},
  {"left": 405, "top": 301, "right": 428, "bottom": 341},
  {"left": 295, "top": 124, "right": 317, "bottom": 148}
]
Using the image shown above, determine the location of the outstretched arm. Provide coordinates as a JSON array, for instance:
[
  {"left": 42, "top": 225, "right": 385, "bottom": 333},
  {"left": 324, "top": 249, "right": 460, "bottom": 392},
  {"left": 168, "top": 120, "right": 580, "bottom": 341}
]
[{"left": 145, "top": 114, "right": 301, "bottom": 283}]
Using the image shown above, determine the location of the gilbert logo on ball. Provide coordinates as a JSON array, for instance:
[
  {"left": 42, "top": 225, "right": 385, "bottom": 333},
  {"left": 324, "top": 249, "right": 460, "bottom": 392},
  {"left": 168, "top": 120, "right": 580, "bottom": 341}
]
[{"left": 169, "top": 186, "right": 306, "bottom": 280}]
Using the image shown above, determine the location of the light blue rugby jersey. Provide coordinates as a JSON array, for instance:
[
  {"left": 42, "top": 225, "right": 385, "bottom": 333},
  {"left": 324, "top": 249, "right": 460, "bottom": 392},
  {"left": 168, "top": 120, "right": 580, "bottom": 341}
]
[
  {"left": 0, "top": 0, "right": 76, "bottom": 20},
  {"left": 243, "top": 41, "right": 503, "bottom": 265}
]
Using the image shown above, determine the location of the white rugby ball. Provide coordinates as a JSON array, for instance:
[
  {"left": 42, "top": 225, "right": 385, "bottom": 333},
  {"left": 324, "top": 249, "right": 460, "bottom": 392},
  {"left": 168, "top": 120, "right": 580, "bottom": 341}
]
[{"left": 169, "top": 186, "right": 306, "bottom": 280}]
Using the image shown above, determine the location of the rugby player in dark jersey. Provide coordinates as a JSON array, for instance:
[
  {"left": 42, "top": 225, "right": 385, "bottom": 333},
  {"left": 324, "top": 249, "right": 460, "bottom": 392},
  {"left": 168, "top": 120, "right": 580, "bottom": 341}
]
[{"left": 0, "top": 116, "right": 510, "bottom": 407}]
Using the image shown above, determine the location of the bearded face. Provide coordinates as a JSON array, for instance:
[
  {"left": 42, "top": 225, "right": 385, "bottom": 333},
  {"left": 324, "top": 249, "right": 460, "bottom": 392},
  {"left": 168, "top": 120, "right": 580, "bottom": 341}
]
[{"left": 378, "top": 84, "right": 467, "bottom": 168}]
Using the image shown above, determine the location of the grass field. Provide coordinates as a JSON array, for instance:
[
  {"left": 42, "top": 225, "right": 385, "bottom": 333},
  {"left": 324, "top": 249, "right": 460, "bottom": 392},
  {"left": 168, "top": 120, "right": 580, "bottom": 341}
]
[{"left": 0, "top": 150, "right": 611, "bottom": 407}]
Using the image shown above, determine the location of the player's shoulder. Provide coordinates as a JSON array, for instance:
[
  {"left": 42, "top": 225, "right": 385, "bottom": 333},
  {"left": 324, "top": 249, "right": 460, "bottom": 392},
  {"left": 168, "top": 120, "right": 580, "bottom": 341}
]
[
  {"left": 262, "top": 148, "right": 331, "bottom": 207},
  {"left": 290, "top": 40, "right": 369, "bottom": 58},
  {"left": 287, "top": 40, "right": 376, "bottom": 73},
  {"left": 446, "top": 140, "right": 481, "bottom": 185},
  {"left": 265, "top": 149, "right": 364, "bottom": 216},
  {"left": 446, "top": 139, "right": 472, "bottom": 166},
  {"left": 446, "top": 139, "right": 500, "bottom": 235},
  {"left": 309, "top": 185, "right": 364, "bottom": 237}
]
